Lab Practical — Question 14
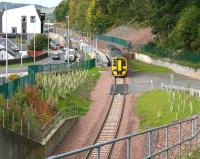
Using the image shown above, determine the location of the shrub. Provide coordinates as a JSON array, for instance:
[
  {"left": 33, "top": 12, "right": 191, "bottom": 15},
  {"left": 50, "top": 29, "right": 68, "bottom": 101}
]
[
  {"left": 8, "top": 74, "right": 20, "bottom": 80},
  {"left": 28, "top": 34, "right": 48, "bottom": 51}
]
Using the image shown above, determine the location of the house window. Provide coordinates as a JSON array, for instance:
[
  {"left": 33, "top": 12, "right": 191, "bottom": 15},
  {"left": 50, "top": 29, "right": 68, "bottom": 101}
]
[
  {"left": 22, "top": 28, "right": 26, "bottom": 34},
  {"left": 22, "top": 16, "right": 26, "bottom": 22},
  {"left": 12, "top": 27, "right": 17, "bottom": 34},
  {"left": 30, "top": 16, "right": 36, "bottom": 23}
]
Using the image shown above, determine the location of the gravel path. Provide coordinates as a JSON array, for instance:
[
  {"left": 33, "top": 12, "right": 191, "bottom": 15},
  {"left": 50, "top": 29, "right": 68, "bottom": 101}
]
[{"left": 52, "top": 70, "right": 114, "bottom": 158}]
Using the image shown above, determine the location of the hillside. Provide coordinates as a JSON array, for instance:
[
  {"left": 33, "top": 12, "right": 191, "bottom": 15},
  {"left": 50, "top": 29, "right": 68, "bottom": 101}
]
[{"left": 54, "top": 0, "right": 200, "bottom": 53}]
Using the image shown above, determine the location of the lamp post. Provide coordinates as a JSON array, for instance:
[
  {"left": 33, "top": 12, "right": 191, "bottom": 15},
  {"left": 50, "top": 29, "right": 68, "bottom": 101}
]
[
  {"left": 33, "top": 16, "right": 36, "bottom": 63},
  {"left": 66, "top": 16, "right": 70, "bottom": 68},
  {"left": 47, "top": 17, "right": 50, "bottom": 56},
  {"left": 20, "top": 32, "right": 23, "bottom": 67},
  {"left": 5, "top": 3, "right": 8, "bottom": 78}
]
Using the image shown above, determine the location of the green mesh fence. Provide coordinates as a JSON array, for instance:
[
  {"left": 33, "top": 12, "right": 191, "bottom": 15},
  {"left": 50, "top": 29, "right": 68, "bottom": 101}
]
[
  {"left": 0, "top": 73, "right": 35, "bottom": 99},
  {"left": 97, "top": 35, "right": 132, "bottom": 50},
  {"left": 140, "top": 44, "right": 200, "bottom": 63},
  {"left": 0, "top": 59, "right": 96, "bottom": 99}
]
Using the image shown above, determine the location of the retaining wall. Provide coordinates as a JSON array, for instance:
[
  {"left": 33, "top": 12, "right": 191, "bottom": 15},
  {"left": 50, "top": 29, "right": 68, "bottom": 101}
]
[
  {"left": 0, "top": 117, "right": 78, "bottom": 159},
  {"left": 135, "top": 52, "right": 200, "bottom": 80}
]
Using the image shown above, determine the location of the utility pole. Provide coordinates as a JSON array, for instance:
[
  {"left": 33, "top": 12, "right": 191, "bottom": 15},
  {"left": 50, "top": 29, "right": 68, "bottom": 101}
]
[{"left": 5, "top": 3, "right": 8, "bottom": 78}]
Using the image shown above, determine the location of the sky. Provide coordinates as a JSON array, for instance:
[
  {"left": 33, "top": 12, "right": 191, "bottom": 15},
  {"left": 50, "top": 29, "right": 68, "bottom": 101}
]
[{"left": 1, "top": 0, "right": 63, "bottom": 7}]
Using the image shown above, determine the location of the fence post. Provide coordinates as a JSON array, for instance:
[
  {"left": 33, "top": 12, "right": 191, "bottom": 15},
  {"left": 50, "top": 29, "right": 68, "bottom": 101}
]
[
  {"left": 165, "top": 127, "right": 168, "bottom": 159},
  {"left": 28, "top": 122, "right": 30, "bottom": 139},
  {"left": 2, "top": 108, "right": 5, "bottom": 128},
  {"left": 190, "top": 119, "right": 194, "bottom": 151},
  {"left": 126, "top": 138, "right": 131, "bottom": 159},
  {"left": 148, "top": 131, "right": 152, "bottom": 158},
  {"left": 195, "top": 117, "right": 197, "bottom": 146},
  {"left": 12, "top": 112, "right": 15, "bottom": 131},
  {"left": 20, "top": 118, "right": 23, "bottom": 135},
  {"left": 179, "top": 123, "right": 182, "bottom": 157},
  {"left": 96, "top": 147, "right": 100, "bottom": 159}
]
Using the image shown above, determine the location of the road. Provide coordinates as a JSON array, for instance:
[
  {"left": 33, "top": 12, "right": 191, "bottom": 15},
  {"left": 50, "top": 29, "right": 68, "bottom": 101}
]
[{"left": 0, "top": 48, "right": 85, "bottom": 76}]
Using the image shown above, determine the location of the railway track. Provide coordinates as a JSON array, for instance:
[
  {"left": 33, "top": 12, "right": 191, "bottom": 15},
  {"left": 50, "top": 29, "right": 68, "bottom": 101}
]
[{"left": 86, "top": 78, "right": 126, "bottom": 159}]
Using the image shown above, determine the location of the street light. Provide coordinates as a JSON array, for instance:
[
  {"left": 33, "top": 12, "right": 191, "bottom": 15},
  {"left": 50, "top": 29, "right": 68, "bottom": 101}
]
[
  {"left": 65, "top": 16, "right": 70, "bottom": 68},
  {"left": 33, "top": 16, "right": 36, "bottom": 63},
  {"left": 5, "top": 3, "right": 8, "bottom": 78},
  {"left": 20, "top": 31, "right": 23, "bottom": 67},
  {"left": 47, "top": 17, "right": 50, "bottom": 56}
]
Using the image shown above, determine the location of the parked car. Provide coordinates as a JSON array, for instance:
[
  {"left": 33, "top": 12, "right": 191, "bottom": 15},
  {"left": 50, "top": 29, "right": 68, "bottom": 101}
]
[{"left": 52, "top": 53, "right": 60, "bottom": 60}]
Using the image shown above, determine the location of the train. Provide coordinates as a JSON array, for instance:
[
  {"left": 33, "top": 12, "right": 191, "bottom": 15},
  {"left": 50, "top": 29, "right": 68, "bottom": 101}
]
[
  {"left": 111, "top": 56, "right": 127, "bottom": 77},
  {"left": 106, "top": 44, "right": 128, "bottom": 77}
]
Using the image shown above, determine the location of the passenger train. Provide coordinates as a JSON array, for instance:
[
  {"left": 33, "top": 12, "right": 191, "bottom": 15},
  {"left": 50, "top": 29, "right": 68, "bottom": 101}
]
[{"left": 111, "top": 56, "right": 127, "bottom": 77}]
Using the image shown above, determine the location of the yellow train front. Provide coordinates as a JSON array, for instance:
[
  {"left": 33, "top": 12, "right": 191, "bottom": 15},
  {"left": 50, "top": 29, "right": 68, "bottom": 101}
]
[{"left": 111, "top": 56, "right": 127, "bottom": 77}]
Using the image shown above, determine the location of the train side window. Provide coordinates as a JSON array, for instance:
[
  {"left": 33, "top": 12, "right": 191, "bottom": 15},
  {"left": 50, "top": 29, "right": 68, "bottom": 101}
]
[
  {"left": 113, "top": 60, "right": 117, "bottom": 66},
  {"left": 122, "top": 60, "right": 126, "bottom": 66}
]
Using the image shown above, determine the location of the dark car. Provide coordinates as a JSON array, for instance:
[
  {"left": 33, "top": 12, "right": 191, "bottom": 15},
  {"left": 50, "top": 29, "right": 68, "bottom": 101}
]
[{"left": 52, "top": 53, "right": 60, "bottom": 60}]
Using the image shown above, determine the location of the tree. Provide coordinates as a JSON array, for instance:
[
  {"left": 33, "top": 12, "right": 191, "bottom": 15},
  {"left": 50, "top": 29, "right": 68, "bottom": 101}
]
[
  {"left": 168, "top": 5, "right": 200, "bottom": 51},
  {"left": 53, "top": 0, "right": 68, "bottom": 22},
  {"left": 28, "top": 34, "right": 48, "bottom": 51}
]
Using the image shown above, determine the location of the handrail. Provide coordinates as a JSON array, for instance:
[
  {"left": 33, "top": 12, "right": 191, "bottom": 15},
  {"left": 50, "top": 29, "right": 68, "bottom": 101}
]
[{"left": 47, "top": 84, "right": 200, "bottom": 159}]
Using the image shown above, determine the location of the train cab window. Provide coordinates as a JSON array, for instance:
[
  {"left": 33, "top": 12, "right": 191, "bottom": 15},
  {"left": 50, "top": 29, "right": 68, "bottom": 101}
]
[
  {"left": 122, "top": 60, "right": 126, "bottom": 66},
  {"left": 113, "top": 60, "right": 117, "bottom": 66}
]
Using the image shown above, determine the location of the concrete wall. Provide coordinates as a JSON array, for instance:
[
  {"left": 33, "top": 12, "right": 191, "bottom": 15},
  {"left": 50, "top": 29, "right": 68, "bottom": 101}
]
[
  {"left": 135, "top": 52, "right": 200, "bottom": 80},
  {"left": 0, "top": 117, "right": 78, "bottom": 159}
]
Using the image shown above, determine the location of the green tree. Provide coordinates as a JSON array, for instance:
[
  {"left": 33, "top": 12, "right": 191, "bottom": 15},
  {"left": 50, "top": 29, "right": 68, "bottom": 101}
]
[
  {"left": 28, "top": 34, "right": 48, "bottom": 51},
  {"left": 53, "top": 0, "right": 69, "bottom": 22},
  {"left": 168, "top": 5, "right": 200, "bottom": 51}
]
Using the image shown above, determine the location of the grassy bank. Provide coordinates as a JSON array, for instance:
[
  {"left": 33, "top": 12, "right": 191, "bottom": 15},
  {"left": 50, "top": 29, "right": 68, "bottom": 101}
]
[
  {"left": 58, "top": 67, "right": 100, "bottom": 115},
  {"left": 136, "top": 90, "right": 200, "bottom": 130},
  {"left": 182, "top": 148, "right": 200, "bottom": 159},
  {"left": 129, "top": 60, "right": 171, "bottom": 73}
]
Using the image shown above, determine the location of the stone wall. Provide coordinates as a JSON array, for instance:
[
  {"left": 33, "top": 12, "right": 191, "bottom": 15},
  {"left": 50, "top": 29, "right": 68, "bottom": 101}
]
[{"left": 135, "top": 53, "right": 200, "bottom": 80}]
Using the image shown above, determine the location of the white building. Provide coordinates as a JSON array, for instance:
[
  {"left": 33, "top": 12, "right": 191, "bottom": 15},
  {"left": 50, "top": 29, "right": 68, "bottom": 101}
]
[{"left": 0, "top": 5, "right": 45, "bottom": 34}]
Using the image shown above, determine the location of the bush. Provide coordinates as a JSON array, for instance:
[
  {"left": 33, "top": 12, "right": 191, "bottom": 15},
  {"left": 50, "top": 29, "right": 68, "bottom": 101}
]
[
  {"left": 28, "top": 34, "right": 48, "bottom": 51},
  {"left": 8, "top": 74, "right": 20, "bottom": 81}
]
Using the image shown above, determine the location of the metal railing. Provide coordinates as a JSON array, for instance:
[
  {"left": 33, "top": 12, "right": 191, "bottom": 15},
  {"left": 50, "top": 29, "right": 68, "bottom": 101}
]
[
  {"left": 48, "top": 113, "right": 200, "bottom": 159},
  {"left": 1, "top": 106, "right": 79, "bottom": 143},
  {"left": 47, "top": 85, "right": 200, "bottom": 159}
]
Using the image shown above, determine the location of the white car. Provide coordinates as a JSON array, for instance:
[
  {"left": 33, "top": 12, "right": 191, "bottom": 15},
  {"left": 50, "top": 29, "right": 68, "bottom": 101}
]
[{"left": 65, "top": 50, "right": 77, "bottom": 62}]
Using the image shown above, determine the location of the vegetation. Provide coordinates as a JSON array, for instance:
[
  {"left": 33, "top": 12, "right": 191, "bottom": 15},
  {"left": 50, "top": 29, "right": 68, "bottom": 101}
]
[
  {"left": 136, "top": 90, "right": 200, "bottom": 130},
  {"left": 54, "top": 0, "right": 200, "bottom": 53},
  {"left": 8, "top": 74, "right": 20, "bottom": 80},
  {"left": 53, "top": 0, "right": 68, "bottom": 22},
  {"left": 0, "top": 67, "right": 100, "bottom": 128},
  {"left": 129, "top": 60, "right": 171, "bottom": 73},
  {"left": 28, "top": 34, "right": 48, "bottom": 51},
  {"left": 182, "top": 148, "right": 200, "bottom": 159}
]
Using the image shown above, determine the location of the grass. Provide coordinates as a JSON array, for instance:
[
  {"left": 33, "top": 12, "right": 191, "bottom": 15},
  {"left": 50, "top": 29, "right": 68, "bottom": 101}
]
[
  {"left": 181, "top": 148, "right": 200, "bottom": 159},
  {"left": 136, "top": 89, "right": 200, "bottom": 130},
  {"left": 58, "top": 67, "right": 100, "bottom": 115},
  {"left": 129, "top": 60, "right": 171, "bottom": 73}
]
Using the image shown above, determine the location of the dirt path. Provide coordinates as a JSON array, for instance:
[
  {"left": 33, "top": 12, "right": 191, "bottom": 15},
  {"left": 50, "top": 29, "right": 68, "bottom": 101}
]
[{"left": 52, "top": 70, "right": 114, "bottom": 158}]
